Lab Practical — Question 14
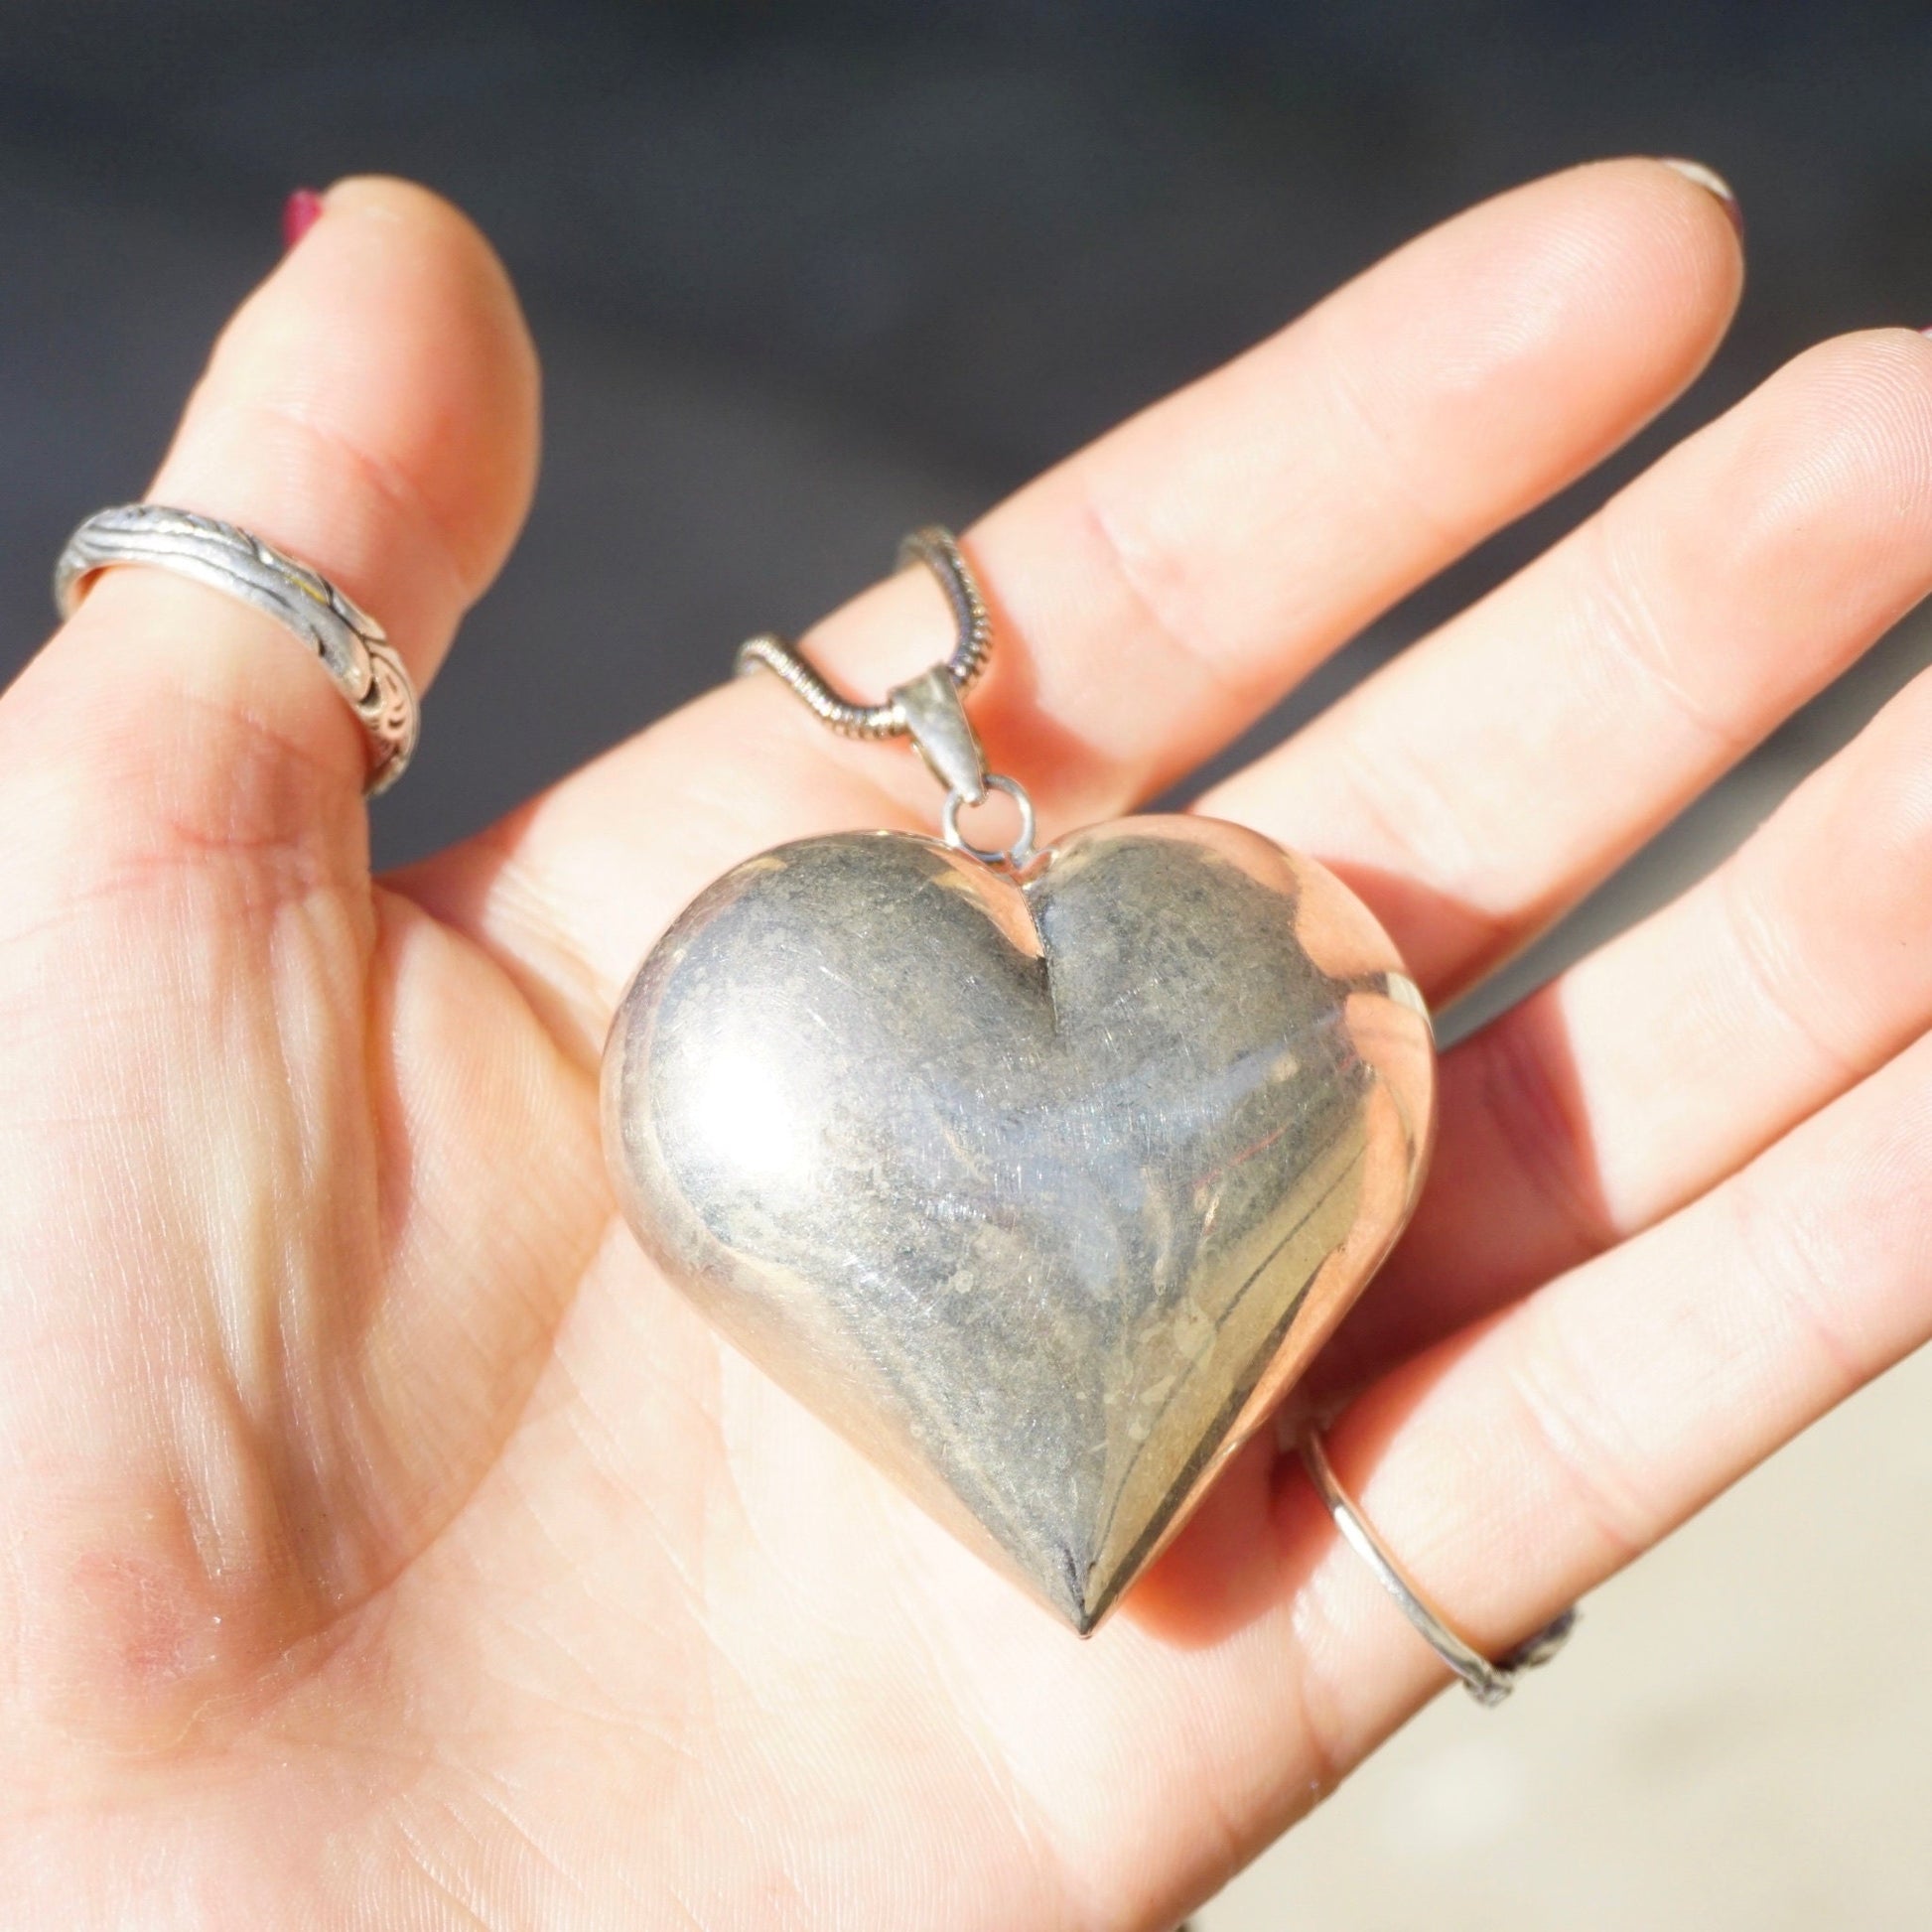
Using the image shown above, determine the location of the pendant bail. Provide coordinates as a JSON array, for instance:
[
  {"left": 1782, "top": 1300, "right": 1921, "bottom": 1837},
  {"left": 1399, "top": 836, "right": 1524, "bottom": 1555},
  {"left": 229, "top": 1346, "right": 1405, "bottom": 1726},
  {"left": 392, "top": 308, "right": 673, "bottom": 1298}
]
[
  {"left": 734, "top": 525, "right": 992, "bottom": 741},
  {"left": 734, "top": 524, "right": 1035, "bottom": 866},
  {"left": 892, "top": 664, "right": 989, "bottom": 806}
]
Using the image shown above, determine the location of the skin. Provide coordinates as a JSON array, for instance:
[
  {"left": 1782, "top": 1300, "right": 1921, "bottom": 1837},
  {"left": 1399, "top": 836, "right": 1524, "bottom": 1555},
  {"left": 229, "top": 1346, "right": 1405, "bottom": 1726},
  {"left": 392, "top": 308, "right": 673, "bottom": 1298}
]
[{"left": 2, "top": 160, "right": 1930, "bottom": 1928}]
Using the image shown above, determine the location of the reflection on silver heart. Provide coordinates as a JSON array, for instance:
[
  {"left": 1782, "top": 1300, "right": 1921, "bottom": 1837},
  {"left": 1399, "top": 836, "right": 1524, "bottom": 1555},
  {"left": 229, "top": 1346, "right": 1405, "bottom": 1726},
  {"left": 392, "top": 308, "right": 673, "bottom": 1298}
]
[{"left": 603, "top": 815, "right": 1435, "bottom": 1632}]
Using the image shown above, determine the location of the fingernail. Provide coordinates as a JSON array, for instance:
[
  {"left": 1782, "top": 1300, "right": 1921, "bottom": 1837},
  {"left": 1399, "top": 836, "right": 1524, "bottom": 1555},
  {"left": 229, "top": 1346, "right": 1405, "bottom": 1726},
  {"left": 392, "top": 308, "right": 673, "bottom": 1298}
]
[
  {"left": 281, "top": 188, "right": 325, "bottom": 251},
  {"left": 1658, "top": 157, "right": 1743, "bottom": 239}
]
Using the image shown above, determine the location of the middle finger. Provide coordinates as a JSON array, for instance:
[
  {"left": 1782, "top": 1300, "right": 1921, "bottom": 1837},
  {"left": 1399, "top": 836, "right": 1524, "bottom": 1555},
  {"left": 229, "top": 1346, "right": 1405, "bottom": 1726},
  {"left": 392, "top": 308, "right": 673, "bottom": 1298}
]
[{"left": 1205, "top": 328, "right": 1932, "bottom": 1005}]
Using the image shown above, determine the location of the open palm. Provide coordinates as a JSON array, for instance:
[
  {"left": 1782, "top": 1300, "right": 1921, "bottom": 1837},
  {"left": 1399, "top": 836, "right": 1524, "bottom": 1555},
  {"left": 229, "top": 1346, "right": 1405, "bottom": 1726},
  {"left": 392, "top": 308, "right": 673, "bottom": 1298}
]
[{"left": 7, "top": 165, "right": 1932, "bottom": 1929}]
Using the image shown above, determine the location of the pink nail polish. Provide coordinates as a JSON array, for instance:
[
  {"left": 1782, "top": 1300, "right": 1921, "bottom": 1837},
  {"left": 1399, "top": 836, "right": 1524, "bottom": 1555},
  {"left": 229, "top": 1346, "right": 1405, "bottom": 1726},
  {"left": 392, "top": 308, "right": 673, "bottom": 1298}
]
[
  {"left": 1658, "top": 157, "right": 1743, "bottom": 240},
  {"left": 281, "top": 188, "right": 325, "bottom": 251}
]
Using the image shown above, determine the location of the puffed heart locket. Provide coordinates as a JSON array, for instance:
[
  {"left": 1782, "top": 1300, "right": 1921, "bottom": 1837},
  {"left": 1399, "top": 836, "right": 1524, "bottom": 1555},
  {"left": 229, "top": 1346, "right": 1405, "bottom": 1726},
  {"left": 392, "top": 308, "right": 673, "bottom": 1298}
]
[{"left": 601, "top": 530, "right": 1436, "bottom": 1633}]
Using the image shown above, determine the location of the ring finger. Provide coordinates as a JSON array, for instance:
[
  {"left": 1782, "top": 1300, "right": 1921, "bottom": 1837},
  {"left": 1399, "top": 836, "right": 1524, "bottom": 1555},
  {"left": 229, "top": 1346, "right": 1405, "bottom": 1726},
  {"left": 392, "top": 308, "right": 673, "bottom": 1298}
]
[
  {"left": 1287, "top": 1016, "right": 1932, "bottom": 1771},
  {"left": 1325, "top": 650, "right": 1932, "bottom": 1389}
]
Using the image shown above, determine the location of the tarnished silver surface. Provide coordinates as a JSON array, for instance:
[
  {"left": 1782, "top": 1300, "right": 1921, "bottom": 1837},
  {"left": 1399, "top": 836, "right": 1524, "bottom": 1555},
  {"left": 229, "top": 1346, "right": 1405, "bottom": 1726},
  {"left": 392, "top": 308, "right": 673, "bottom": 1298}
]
[
  {"left": 54, "top": 502, "right": 419, "bottom": 793},
  {"left": 1301, "top": 1432, "right": 1578, "bottom": 1707},
  {"left": 604, "top": 813, "right": 1435, "bottom": 1632}
]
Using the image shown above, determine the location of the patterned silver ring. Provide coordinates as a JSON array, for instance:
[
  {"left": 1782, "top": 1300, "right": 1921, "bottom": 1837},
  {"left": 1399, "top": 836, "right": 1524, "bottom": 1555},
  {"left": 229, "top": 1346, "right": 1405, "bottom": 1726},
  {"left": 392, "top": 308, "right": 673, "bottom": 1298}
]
[
  {"left": 54, "top": 503, "right": 419, "bottom": 795},
  {"left": 1301, "top": 1430, "right": 1578, "bottom": 1708}
]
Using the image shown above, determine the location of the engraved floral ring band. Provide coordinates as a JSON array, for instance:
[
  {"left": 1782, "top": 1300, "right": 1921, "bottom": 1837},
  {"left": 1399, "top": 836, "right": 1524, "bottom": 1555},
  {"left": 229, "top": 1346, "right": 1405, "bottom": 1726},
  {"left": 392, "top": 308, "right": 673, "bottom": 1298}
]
[{"left": 54, "top": 502, "right": 420, "bottom": 795}]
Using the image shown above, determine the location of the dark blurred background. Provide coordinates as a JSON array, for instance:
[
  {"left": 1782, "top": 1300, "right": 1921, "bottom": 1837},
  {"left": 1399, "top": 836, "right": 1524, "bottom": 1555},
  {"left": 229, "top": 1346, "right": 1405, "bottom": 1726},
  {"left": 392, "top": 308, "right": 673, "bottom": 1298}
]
[{"left": 7, "top": 2, "right": 1932, "bottom": 923}]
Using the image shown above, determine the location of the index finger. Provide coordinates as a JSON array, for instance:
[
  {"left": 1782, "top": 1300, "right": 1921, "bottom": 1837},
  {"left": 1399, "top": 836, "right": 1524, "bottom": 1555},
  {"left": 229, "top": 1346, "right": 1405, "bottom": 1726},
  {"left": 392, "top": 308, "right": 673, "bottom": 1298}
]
[{"left": 408, "top": 157, "right": 1743, "bottom": 1058}]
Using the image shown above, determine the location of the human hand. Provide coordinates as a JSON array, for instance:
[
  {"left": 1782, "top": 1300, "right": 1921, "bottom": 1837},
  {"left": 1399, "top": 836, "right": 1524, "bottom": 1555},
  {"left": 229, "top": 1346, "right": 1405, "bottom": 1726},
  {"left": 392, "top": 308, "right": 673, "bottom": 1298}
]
[{"left": 5, "top": 162, "right": 1929, "bottom": 1929}]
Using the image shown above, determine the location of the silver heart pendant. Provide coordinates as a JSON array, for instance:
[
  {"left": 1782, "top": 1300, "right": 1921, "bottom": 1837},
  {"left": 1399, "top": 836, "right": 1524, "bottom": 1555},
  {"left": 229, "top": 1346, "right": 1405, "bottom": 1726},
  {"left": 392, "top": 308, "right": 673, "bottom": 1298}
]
[{"left": 603, "top": 813, "right": 1435, "bottom": 1631}]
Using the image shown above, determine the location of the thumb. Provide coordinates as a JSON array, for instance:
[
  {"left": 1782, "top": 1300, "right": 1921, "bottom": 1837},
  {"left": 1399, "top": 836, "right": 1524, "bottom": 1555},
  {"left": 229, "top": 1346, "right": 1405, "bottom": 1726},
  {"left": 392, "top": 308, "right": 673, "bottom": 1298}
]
[
  {"left": 0, "top": 181, "right": 542, "bottom": 1749},
  {"left": 2, "top": 177, "right": 538, "bottom": 884}
]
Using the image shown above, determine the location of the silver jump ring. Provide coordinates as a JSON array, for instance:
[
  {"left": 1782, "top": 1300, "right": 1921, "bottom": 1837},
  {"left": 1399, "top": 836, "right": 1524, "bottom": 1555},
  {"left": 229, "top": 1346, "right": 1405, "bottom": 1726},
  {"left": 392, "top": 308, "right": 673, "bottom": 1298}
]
[
  {"left": 942, "top": 772, "right": 1036, "bottom": 871},
  {"left": 54, "top": 503, "right": 419, "bottom": 795},
  {"left": 1301, "top": 1430, "right": 1578, "bottom": 1709}
]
